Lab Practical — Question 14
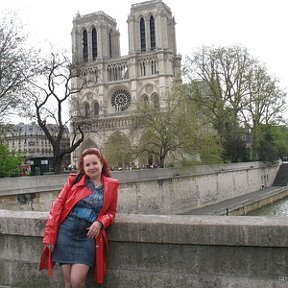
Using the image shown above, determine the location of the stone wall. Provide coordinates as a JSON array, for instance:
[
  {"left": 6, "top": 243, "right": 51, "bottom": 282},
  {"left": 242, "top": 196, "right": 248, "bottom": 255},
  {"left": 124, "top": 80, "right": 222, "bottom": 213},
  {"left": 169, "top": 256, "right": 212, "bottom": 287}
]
[
  {"left": 0, "top": 162, "right": 279, "bottom": 214},
  {"left": 0, "top": 210, "right": 288, "bottom": 288}
]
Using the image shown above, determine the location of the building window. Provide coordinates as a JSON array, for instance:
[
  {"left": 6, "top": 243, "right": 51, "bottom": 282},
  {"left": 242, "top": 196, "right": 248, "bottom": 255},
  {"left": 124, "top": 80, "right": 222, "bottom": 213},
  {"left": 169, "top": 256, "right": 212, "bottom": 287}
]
[
  {"left": 83, "top": 29, "right": 88, "bottom": 62},
  {"left": 140, "top": 18, "right": 146, "bottom": 52},
  {"left": 139, "top": 60, "right": 146, "bottom": 76},
  {"left": 84, "top": 103, "right": 89, "bottom": 116},
  {"left": 94, "top": 102, "right": 99, "bottom": 116},
  {"left": 150, "top": 16, "right": 156, "bottom": 50},
  {"left": 111, "top": 89, "right": 131, "bottom": 112},
  {"left": 92, "top": 28, "right": 97, "bottom": 60},
  {"left": 152, "top": 94, "right": 160, "bottom": 110},
  {"left": 151, "top": 59, "right": 157, "bottom": 75},
  {"left": 143, "top": 95, "right": 149, "bottom": 109},
  {"left": 107, "top": 62, "right": 129, "bottom": 82},
  {"left": 109, "top": 30, "right": 113, "bottom": 58}
]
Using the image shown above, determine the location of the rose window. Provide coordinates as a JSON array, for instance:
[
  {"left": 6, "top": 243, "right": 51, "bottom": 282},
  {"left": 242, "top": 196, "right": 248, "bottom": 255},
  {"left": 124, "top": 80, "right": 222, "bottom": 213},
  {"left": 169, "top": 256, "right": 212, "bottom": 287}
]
[{"left": 111, "top": 89, "right": 131, "bottom": 111}]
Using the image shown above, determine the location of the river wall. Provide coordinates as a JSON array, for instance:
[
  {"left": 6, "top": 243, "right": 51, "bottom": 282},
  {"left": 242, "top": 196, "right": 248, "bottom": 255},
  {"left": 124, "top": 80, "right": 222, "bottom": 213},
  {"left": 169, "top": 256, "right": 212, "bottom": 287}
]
[
  {"left": 0, "top": 162, "right": 280, "bottom": 214},
  {"left": 1, "top": 210, "right": 288, "bottom": 288}
]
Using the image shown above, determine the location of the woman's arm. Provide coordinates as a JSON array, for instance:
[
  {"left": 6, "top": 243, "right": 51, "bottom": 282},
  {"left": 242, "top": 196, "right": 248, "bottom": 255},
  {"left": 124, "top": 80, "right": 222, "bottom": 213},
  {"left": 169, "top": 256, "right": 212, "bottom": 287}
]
[
  {"left": 43, "top": 175, "right": 75, "bottom": 244},
  {"left": 97, "top": 181, "right": 119, "bottom": 229}
]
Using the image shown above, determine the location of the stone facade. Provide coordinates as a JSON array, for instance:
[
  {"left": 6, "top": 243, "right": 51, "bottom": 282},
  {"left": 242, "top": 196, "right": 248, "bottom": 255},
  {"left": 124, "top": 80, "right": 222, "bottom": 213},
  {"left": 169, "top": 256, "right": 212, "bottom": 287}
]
[
  {"left": 4, "top": 122, "right": 70, "bottom": 174},
  {"left": 70, "top": 0, "right": 181, "bottom": 167}
]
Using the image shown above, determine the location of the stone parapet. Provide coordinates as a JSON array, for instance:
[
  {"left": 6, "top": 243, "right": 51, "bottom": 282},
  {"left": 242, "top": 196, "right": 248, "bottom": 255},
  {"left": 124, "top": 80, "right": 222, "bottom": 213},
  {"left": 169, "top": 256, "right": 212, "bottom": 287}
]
[{"left": 0, "top": 210, "right": 288, "bottom": 287}]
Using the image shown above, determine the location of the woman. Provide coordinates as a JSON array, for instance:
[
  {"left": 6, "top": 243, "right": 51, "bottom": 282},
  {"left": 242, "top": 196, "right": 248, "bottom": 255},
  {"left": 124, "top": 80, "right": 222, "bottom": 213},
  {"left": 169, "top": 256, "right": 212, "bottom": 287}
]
[{"left": 40, "top": 148, "right": 119, "bottom": 287}]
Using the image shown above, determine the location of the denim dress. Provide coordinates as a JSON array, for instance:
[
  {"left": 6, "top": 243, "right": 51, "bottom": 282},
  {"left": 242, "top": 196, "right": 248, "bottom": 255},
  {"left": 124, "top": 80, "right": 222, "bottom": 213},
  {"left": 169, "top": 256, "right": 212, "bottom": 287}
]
[{"left": 52, "top": 179, "right": 104, "bottom": 267}]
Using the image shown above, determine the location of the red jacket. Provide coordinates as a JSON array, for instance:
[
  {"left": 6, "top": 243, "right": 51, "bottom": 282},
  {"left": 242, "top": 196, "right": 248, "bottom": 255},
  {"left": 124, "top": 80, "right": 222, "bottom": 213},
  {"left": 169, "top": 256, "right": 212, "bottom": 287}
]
[{"left": 39, "top": 174, "right": 119, "bottom": 284}]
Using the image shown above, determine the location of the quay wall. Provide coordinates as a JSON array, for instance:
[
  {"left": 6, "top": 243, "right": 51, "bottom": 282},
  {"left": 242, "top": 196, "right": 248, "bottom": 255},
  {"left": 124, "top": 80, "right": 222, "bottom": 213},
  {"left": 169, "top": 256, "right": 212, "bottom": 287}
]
[
  {"left": 0, "top": 210, "right": 288, "bottom": 288},
  {"left": 0, "top": 162, "right": 280, "bottom": 214}
]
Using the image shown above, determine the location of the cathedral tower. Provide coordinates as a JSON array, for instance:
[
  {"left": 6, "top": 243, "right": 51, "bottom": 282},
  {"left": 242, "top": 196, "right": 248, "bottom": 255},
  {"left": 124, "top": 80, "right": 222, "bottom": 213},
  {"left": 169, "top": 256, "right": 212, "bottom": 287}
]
[
  {"left": 70, "top": 0, "right": 181, "bottom": 167},
  {"left": 71, "top": 11, "right": 120, "bottom": 63}
]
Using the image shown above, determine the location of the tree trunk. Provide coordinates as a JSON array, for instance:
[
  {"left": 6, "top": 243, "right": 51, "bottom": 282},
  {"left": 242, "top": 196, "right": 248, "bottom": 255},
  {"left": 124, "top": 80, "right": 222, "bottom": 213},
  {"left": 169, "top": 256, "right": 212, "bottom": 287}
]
[
  {"left": 54, "top": 155, "right": 63, "bottom": 174},
  {"left": 159, "top": 156, "right": 165, "bottom": 168}
]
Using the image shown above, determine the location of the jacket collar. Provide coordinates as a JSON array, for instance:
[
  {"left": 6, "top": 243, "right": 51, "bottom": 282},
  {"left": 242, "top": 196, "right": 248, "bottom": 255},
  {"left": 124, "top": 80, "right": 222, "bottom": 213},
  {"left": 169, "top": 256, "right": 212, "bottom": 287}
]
[{"left": 74, "top": 174, "right": 108, "bottom": 187}]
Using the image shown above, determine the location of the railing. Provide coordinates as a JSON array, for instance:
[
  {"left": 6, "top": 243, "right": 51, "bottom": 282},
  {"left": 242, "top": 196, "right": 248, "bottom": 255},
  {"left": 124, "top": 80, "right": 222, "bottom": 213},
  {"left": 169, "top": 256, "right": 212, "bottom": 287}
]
[{"left": 74, "top": 114, "right": 136, "bottom": 131}]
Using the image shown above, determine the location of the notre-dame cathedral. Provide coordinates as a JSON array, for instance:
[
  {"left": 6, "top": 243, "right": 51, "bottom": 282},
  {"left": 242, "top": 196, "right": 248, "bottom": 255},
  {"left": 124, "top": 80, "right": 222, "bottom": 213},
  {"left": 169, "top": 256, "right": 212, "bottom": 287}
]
[{"left": 70, "top": 0, "right": 181, "bottom": 167}]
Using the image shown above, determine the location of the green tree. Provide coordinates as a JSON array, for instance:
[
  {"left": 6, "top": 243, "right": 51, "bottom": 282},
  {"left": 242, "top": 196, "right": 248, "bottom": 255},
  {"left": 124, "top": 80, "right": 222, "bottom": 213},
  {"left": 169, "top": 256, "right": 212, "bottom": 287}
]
[
  {"left": 269, "top": 125, "right": 288, "bottom": 161},
  {"left": 241, "top": 66, "right": 286, "bottom": 160},
  {"left": 133, "top": 104, "right": 181, "bottom": 168},
  {"left": 257, "top": 127, "right": 279, "bottom": 163},
  {"left": 223, "top": 136, "right": 250, "bottom": 163},
  {"left": 131, "top": 85, "right": 222, "bottom": 167},
  {"left": 175, "top": 84, "right": 223, "bottom": 165},
  {"left": 103, "top": 132, "right": 134, "bottom": 168},
  {"left": 183, "top": 46, "right": 253, "bottom": 144},
  {"left": 0, "top": 144, "right": 22, "bottom": 177},
  {"left": 183, "top": 45, "right": 286, "bottom": 162}
]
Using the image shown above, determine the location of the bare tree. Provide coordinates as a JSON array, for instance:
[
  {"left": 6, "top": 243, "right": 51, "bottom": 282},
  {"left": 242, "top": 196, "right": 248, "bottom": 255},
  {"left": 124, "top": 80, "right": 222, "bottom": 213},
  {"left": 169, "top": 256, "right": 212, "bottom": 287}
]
[
  {"left": 26, "top": 52, "right": 85, "bottom": 174},
  {"left": 0, "top": 14, "right": 39, "bottom": 123}
]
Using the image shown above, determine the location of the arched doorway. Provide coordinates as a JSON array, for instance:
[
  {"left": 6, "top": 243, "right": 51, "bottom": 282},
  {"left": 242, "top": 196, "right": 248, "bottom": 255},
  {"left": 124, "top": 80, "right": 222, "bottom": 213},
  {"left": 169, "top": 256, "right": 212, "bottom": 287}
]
[{"left": 103, "top": 131, "right": 133, "bottom": 169}]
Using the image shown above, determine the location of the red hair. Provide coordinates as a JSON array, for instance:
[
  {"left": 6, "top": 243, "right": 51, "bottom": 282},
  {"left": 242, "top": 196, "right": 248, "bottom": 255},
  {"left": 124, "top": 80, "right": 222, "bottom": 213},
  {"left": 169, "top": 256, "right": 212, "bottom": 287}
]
[{"left": 78, "top": 148, "right": 111, "bottom": 177}]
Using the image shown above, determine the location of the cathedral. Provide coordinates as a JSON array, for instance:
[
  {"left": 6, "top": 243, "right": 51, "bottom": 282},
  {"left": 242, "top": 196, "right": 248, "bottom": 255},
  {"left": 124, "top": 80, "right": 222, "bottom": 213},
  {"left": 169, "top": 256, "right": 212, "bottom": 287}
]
[{"left": 70, "top": 0, "right": 181, "bottom": 167}]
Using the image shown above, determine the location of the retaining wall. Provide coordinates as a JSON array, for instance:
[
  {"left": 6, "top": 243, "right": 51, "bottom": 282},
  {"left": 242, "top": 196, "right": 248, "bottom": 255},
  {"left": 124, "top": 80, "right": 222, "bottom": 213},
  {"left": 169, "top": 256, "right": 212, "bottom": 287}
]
[
  {"left": 0, "top": 162, "right": 279, "bottom": 214},
  {"left": 0, "top": 210, "right": 288, "bottom": 288}
]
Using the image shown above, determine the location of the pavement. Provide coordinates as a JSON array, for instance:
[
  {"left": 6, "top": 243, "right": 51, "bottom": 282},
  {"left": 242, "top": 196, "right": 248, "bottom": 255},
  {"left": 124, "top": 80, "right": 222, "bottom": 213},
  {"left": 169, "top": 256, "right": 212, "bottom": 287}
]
[{"left": 181, "top": 185, "right": 288, "bottom": 215}]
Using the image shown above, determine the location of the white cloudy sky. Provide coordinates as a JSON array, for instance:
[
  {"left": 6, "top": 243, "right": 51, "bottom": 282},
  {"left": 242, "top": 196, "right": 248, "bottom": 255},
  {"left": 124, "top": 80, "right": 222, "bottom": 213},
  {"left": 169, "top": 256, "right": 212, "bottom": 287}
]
[{"left": 1, "top": 0, "right": 287, "bottom": 90}]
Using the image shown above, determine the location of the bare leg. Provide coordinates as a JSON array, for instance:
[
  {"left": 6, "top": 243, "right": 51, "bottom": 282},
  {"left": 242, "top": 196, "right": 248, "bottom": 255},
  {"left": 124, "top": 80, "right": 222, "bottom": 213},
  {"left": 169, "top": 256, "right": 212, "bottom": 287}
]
[
  {"left": 70, "top": 263, "right": 90, "bottom": 288},
  {"left": 61, "top": 264, "right": 72, "bottom": 288}
]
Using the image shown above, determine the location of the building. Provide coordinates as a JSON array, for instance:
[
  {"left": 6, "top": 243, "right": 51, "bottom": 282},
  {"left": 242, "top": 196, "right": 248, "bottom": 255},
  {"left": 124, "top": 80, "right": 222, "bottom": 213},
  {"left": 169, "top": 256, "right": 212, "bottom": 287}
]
[
  {"left": 70, "top": 0, "right": 181, "bottom": 167},
  {"left": 4, "top": 122, "right": 70, "bottom": 175}
]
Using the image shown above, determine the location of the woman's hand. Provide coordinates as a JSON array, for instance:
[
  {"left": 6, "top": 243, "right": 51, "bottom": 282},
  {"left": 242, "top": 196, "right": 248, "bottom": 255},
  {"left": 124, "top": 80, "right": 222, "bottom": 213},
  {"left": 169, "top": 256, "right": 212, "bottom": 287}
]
[
  {"left": 87, "top": 221, "right": 103, "bottom": 238},
  {"left": 44, "top": 243, "right": 55, "bottom": 252}
]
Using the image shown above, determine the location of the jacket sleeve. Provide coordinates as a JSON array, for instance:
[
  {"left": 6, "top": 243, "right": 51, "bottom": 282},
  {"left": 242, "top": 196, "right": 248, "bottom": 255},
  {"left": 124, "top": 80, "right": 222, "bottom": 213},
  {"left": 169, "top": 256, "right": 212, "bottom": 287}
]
[
  {"left": 43, "top": 175, "right": 75, "bottom": 244},
  {"left": 97, "top": 181, "right": 119, "bottom": 229}
]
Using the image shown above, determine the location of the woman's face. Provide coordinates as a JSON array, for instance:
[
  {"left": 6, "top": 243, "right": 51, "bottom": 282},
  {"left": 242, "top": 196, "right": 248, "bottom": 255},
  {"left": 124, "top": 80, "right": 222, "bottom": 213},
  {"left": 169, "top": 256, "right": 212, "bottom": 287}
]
[{"left": 83, "top": 153, "right": 103, "bottom": 180}]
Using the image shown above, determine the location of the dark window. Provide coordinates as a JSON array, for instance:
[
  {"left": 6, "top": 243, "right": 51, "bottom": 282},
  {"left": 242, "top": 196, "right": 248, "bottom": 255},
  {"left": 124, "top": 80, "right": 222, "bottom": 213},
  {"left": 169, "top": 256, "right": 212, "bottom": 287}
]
[
  {"left": 143, "top": 96, "right": 149, "bottom": 109},
  {"left": 150, "top": 16, "right": 156, "bottom": 50},
  {"left": 92, "top": 28, "right": 97, "bottom": 60},
  {"left": 109, "top": 30, "right": 112, "bottom": 58},
  {"left": 94, "top": 102, "right": 99, "bottom": 116},
  {"left": 152, "top": 95, "right": 159, "bottom": 110},
  {"left": 140, "top": 18, "right": 146, "bottom": 52},
  {"left": 142, "top": 60, "right": 146, "bottom": 76},
  {"left": 84, "top": 103, "right": 89, "bottom": 116},
  {"left": 83, "top": 30, "right": 88, "bottom": 62}
]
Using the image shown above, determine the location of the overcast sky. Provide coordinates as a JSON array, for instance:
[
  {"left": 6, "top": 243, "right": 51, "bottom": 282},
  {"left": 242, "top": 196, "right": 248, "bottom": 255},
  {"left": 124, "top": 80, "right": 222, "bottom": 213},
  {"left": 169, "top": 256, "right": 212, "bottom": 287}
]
[{"left": 1, "top": 0, "right": 287, "bottom": 90}]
